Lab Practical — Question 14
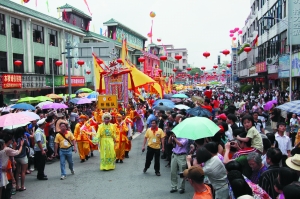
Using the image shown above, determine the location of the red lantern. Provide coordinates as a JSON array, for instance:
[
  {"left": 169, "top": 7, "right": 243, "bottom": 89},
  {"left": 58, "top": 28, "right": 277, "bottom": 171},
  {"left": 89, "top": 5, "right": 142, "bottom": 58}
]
[
  {"left": 201, "top": 66, "right": 206, "bottom": 70},
  {"left": 232, "top": 37, "right": 236, "bottom": 41},
  {"left": 116, "top": 58, "right": 123, "bottom": 64},
  {"left": 77, "top": 60, "right": 85, "bottom": 66},
  {"left": 138, "top": 57, "right": 145, "bottom": 63},
  {"left": 23, "top": 0, "right": 30, "bottom": 3},
  {"left": 175, "top": 55, "right": 182, "bottom": 61},
  {"left": 173, "top": 68, "right": 178, "bottom": 72},
  {"left": 222, "top": 73, "right": 225, "bottom": 77},
  {"left": 213, "top": 71, "right": 216, "bottom": 74},
  {"left": 14, "top": 60, "right": 22, "bottom": 67},
  {"left": 204, "top": 72, "right": 208, "bottom": 75},
  {"left": 86, "top": 71, "right": 91, "bottom": 75},
  {"left": 36, "top": 60, "right": 44, "bottom": 67},
  {"left": 227, "top": 63, "right": 232, "bottom": 68},
  {"left": 229, "top": 34, "right": 234, "bottom": 37},
  {"left": 186, "top": 68, "right": 191, "bottom": 71},
  {"left": 213, "top": 65, "right": 218, "bottom": 69},
  {"left": 222, "top": 69, "right": 226, "bottom": 73},
  {"left": 157, "top": 38, "right": 161, "bottom": 42},
  {"left": 203, "top": 52, "right": 210, "bottom": 58},
  {"left": 97, "top": 59, "right": 103, "bottom": 65},
  {"left": 238, "top": 30, "right": 243, "bottom": 35},
  {"left": 244, "top": 47, "right": 252, "bottom": 53},
  {"left": 160, "top": 56, "right": 167, "bottom": 61},
  {"left": 55, "top": 60, "right": 62, "bottom": 67},
  {"left": 222, "top": 50, "right": 230, "bottom": 56}
]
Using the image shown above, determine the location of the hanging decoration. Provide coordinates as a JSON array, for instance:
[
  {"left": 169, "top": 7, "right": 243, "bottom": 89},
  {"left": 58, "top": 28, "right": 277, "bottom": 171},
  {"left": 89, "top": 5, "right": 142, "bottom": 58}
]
[
  {"left": 213, "top": 65, "right": 218, "bottom": 69},
  {"left": 222, "top": 49, "right": 230, "bottom": 56},
  {"left": 23, "top": 0, "right": 30, "bottom": 3},
  {"left": 173, "top": 68, "right": 178, "bottom": 72},
  {"left": 138, "top": 57, "right": 145, "bottom": 63},
  {"left": 175, "top": 55, "right": 182, "bottom": 61},
  {"left": 157, "top": 38, "right": 161, "bottom": 42},
  {"left": 244, "top": 47, "right": 252, "bottom": 53},
  {"left": 83, "top": 0, "right": 93, "bottom": 16},
  {"left": 229, "top": 33, "right": 234, "bottom": 37},
  {"left": 186, "top": 68, "right": 191, "bottom": 71},
  {"left": 36, "top": 60, "right": 44, "bottom": 67},
  {"left": 201, "top": 66, "right": 206, "bottom": 70},
  {"left": 150, "top": 11, "right": 156, "bottom": 18},
  {"left": 238, "top": 30, "right": 243, "bottom": 35},
  {"left": 14, "top": 60, "right": 22, "bottom": 67},
  {"left": 232, "top": 37, "right": 236, "bottom": 40},
  {"left": 229, "top": 30, "right": 234, "bottom": 33},
  {"left": 203, "top": 52, "right": 210, "bottom": 58},
  {"left": 55, "top": 60, "right": 62, "bottom": 67},
  {"left": 86, "top": 70, "right": 91, "bottom": 75},
  {"left": 77, "top": 60, "right": 85, "bottom": 66},
  {"left": 227, "top": 63, "right": 232, "bottom": 68},
  {"left": 160, "top": 56, "right": 167, "bottom": 61}
]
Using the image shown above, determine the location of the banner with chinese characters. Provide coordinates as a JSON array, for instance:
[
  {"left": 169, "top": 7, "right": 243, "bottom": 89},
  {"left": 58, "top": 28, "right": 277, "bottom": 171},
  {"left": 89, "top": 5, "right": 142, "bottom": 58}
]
[
  {"left": 255, "top": 61, "right": 267, "bottom": 73},
  {"left": 97, "top": 95, "right": 118, "bottom": 109},
  {"left": 64, "top": 76, "right": 85, "bottom": 87},
  {"left": 22, "top": 75, "right": 46, "bottom": 88},
  {"left": 104, "top": 74, "right": 128, "bottom": 104},
  {"left": 2, "top": 74, "right": 22, "bottom": 89}
]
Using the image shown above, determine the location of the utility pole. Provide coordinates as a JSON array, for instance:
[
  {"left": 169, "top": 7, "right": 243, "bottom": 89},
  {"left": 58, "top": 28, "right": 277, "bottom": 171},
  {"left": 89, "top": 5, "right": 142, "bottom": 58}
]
[{"left": 65, "top": 41, "right": 74, "bottom": 98}]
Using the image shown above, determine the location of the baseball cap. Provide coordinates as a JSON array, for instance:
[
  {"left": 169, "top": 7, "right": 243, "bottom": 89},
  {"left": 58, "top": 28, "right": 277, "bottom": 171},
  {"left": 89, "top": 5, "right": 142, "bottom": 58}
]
[{"left": 216, "top": 113, "right": 227, "bottom": 121}]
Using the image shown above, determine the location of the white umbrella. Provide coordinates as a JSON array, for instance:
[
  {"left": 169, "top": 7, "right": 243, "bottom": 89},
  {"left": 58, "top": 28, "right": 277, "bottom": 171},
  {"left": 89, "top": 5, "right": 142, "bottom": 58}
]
[
  {"left": 37, "top": 101, "right": 53, "bottom": 108},
  {"left": 174, "top": 104, "right": 190, "bottom": 110},
  {"left": 4, "top": 122, "right": 31, "bottom": 130},
  {"left": 20, "top": 112, "right": 40, "bottom": 120}
]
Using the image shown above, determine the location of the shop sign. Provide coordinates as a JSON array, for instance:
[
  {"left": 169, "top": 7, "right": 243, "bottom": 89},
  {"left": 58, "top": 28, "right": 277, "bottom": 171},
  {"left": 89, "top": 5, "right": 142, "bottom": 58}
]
[
  {"left": 46, "top": 76, "right": 64, "bottom": 87},
  {"left": 65, "top": 76, "right": 85, "bottom": 86},
  {"left": 268, "top": 65, "right": 278, "bottom": 74},
  {"left": 97, "top": 95, "right": 118, "bottom": 109},
  {"left": 232, "top": 48, "right": 237, "bottom": 76},
  {"left": 249, "top": 66, "right": 257, "bottom": 76},
  {"left": 278, "top": 70, "right": 290, "bottom": 78},
  {"left": 22, "top": 75, "right": 46, "bottom": 88},
  {"left": 2, "top": 74, "right": 22, "bottom": 89},
  {"left": 279, "top": 55, "right": 290, "bottom": 71},
  {"left": 239, "top": 69, "right": 249, "bottom": 77},
  {"left": 255, "top": 62, "right": 267, "bottom": 73}
]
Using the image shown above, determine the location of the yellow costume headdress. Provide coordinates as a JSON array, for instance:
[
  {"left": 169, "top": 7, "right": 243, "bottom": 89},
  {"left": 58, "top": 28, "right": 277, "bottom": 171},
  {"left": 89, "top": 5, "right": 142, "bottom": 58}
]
[{"left": 102, "top": 112, "right": 112, "bottom": 121}]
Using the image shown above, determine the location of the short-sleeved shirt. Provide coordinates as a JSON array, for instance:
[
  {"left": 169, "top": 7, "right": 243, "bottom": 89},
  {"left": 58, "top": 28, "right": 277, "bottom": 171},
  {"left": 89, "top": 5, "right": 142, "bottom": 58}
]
[
  {"left": 54, "top": 131, "right": 74, "bottom": 149},
  {"left": 247, "top": 126, "right": 263, "bottom": 153},
  {"left": 34, "top": 128, "right": 47, "bottom": 151},
  {"left": 275, "top": 133, "right": 292, "bottom": 155},
  {"left": 145, "top": 128, "right": 165, "bottom": 149},
  {"left": 192, "top": 185, "right": 213, "bottom": 199}
]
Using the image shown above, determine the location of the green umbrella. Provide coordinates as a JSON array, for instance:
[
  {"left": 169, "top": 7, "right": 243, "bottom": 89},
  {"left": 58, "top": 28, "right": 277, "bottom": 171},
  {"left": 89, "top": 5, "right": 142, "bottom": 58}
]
[
  {"left": 172, "top": 117, "right": 220, "bottom": 140},
  {"left": 76, "top": 88, "right": 93, "bottom": 94},
  {"left": 34, "top": 96, "right": 53, "bottom": 102},
  {"left": 58, "top": 94, "right": 77, "bottom": 98},
  {"left": 17, "top": 97, "right": 37, "bottom": 104}
]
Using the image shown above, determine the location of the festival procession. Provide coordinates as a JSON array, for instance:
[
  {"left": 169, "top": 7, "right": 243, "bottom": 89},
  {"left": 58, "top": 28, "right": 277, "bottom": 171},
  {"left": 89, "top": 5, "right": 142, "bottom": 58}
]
[{"left": 1, "top": 0, "right": 300, "bottom": 199}]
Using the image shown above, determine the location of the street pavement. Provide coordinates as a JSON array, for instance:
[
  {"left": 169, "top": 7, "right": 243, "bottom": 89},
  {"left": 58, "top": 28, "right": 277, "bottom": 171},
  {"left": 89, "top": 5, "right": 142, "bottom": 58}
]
[{"left": 15, "top": 132, "right": 193, "bottom": 199}]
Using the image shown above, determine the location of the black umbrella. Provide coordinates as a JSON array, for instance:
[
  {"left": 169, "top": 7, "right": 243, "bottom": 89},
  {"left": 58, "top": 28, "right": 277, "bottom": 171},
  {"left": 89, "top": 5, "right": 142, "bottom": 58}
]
[
  {"left": 154, "top": 105, "right": 173, "bottom": 111},
  {"left": 186, "top": 107, "right": 212, "bottom": 117}
]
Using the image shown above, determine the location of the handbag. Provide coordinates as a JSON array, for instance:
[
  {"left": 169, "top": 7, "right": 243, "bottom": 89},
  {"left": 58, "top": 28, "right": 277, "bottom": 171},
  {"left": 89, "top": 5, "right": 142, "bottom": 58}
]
[{"left": 59, "top": 133, "right": 73, "bottom": 147}]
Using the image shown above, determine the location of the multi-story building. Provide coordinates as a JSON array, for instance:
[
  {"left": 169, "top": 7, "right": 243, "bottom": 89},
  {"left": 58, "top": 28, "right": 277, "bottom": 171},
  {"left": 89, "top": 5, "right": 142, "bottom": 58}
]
[
  {"left": 158, "top": 45, "right": 188, "bottom": 71},
  {"left": 237, "top": 0, "right": 293, "bottom": 89},
  {"left": 0, "top": 1, "right": 87, "bottom": 105}
]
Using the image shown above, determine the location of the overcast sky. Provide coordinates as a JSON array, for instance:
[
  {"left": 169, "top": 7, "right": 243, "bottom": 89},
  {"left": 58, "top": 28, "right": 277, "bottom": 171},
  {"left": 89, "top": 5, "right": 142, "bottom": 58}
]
[{"left": 13, "top": 0, "right": 250, "bottom": 69}]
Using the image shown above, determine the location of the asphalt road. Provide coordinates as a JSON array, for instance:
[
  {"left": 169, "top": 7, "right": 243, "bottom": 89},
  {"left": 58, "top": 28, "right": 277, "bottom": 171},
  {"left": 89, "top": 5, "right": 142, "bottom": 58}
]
[{"left": 15, "top": 132, "right": 194, "bottom": 199}]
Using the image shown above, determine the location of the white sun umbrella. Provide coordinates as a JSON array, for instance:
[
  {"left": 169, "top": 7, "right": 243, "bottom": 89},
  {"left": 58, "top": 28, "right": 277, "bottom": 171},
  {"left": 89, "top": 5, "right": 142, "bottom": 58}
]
[
  {"left": 4, "top": 122, "right": 31, "bottom": 130},
  {"left": 174, "top": 104, "right": 190, "bottom": 110},
  {"left": 20, "top": 111, "right": 40, "bottom": 120},
  {"left": 37, "top": 101, "right": 53, "bottom": 108}
]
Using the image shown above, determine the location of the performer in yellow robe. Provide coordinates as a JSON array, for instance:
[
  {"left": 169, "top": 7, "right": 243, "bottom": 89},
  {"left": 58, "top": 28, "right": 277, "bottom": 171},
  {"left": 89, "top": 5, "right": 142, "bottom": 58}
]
[
  {"left": 94, "top": 112, "right": 116, "bottom": 171},
  {"left": 121, "top": 112, "right": 133, "bottom": 158},
  {"left": 93, "top": 109, "right": 103, "bottom": 124},
  {"left": 74, "top": 115, "right": 91, "bottom": 163},
  {"left": 115, "top": 114, "right": 128, "bottom": 163}
]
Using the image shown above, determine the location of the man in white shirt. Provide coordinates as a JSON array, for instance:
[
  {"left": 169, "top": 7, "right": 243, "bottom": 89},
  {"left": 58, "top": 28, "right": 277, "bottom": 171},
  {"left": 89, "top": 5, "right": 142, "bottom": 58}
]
[{"left": 275, "top": 122, "right": 292, "bottom": 167}]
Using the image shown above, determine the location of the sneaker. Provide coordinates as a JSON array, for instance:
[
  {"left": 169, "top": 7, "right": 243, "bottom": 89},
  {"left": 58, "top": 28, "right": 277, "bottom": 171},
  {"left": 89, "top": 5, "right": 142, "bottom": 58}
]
[
  {"left": 60, "top": 175, "right": 66, "bottom": 180},
  {"left": 71, "top": 170, "right": 75, "bottom": 175}
]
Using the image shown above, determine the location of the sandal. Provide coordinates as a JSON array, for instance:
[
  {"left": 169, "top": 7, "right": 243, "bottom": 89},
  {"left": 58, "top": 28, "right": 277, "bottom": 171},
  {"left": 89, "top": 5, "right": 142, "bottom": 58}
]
[{"left": 18, "top": 187, "right": 26, "bottom": 191}]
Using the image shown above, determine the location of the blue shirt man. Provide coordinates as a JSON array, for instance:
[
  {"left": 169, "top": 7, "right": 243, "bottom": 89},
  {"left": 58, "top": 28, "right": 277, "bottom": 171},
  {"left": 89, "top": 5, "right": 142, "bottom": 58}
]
[{"left": 146, "top": 109, "right": 157, "bottom": 128}]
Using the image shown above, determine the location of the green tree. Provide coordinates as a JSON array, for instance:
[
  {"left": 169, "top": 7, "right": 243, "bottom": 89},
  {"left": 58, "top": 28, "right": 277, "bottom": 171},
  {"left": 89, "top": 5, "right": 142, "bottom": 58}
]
[{"left": 189, "top": 67, "right": 202, "bottom": 75}]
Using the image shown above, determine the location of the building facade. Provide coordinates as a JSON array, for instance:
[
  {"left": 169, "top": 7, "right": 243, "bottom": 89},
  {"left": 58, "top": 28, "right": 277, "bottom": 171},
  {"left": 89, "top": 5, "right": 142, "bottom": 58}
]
[{"left": 158, "top": 44, "right": 188, "bottom": 71}]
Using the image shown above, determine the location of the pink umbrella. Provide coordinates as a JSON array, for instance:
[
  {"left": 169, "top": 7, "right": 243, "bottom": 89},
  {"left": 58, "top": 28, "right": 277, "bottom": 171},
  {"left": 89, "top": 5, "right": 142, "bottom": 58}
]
[
  {"left": 264, "top": 100, "right": 277, "bottom": 111},
  {"left": 42, "top": 103, "right": 68, "bottom": 109},
  {"left": 0, "top": 113, "right": 35, "bottom": 128},
  {"left": 76, "top": 98, "right": 92, "bottom": 105}
]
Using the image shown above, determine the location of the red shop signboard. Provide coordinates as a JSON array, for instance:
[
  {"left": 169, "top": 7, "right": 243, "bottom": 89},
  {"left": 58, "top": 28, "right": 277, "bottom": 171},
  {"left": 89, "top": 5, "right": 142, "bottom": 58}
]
[
  {"left": 64, "top": 76, "right": 85, "bottom": 87},
  {"left": 255, "top": 62, "right": 267, "bottom": 73},
  {"left": 2, "top": 74, "right": 22, "bottom": 89}
]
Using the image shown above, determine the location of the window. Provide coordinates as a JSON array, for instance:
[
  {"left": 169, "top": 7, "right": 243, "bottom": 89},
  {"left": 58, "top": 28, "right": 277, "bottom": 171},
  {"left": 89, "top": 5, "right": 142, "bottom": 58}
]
[
  {"left": 33, "top": 24, "right": 44, "bottom": 43},
  {"left": 34, "top": 56, "right": 45, "bottom": 74},
  {"left": 49, "top": 58, "right": 59, "bottom": 75},
  {"left": 13, "top": 53, "right": 24, "bottom": 73},
  {"left": 48, "top": 29, "right": 58, "bottom": 46},
  {"left": 11, "top": 17, "right": 22, "bottom": 39},
  {"left": 0, "top": 13, "right": 5, "bottom": 35},
  {"left": 0, "top": 51, "right": 7, "bottom": 72}
]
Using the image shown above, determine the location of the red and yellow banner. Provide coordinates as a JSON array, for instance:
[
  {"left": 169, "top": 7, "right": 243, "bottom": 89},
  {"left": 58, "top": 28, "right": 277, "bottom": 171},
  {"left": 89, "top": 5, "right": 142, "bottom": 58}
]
[{"left": 2, "top": 74, "right": 22, "bottom": 89}]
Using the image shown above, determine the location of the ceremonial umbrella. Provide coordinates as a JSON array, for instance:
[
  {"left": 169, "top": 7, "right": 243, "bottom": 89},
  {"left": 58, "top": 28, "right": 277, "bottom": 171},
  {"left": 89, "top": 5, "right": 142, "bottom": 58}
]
[
  {"left": 42, "top": 103, "right": 68, "bottom": 109},
  {"left": 17, "top": 97, "right": 37, "bottom": 104},
  {"left": 0, "top": 112, "right": 36, "bottom": 128},
  {"left": 76, "top": 98, "right": 92, "bottom": 105},
  {"left": 172, "top": 117, "right": 220, "bottom": 140},
  {"left": 46, "top": 94, "right": 63, "bottom": 99},
  {"left": 34, "top": 96, "right": 53, "bottom": 102},
  {"left": 11, "top": 103, "right": 35, "bottom": 110},
  {"left": 172, "top": 94, "right": 188, "bottom": 98},
  {"left": 187, "top": 107, "right": 212, "bottom": 117},
  {"left": 276, "top": 100, "right": 300, "bottom": 115}
]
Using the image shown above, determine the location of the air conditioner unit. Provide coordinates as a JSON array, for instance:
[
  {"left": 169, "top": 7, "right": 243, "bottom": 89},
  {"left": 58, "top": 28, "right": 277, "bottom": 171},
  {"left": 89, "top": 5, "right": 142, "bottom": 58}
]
[
  {"left": 263, "top": 25, "right": 270, "bottom": 30},
  {"left": 266, "top": 57, "right": 275, "bottom": 65}
]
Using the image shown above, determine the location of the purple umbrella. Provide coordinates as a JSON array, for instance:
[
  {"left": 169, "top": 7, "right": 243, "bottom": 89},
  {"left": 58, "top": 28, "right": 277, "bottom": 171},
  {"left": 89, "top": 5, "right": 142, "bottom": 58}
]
[
  {"left": 76, "top": 98, "right": 92, "bottom": 105},
  {"left": 42, "top": 103, "right": 68, "bottom": 109},
  {"left": 264, "top": 100, "right": 277, "bottom": 111}
]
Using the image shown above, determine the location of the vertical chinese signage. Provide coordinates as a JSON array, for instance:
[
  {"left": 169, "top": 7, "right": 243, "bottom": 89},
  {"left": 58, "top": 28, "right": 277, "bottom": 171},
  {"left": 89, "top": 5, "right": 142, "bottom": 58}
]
[
  {"left": 2, "top": 74, "right": 22, "bottom": 89},
  {"left": 288, "top": 0, "right": 300, "bottom": 45}
]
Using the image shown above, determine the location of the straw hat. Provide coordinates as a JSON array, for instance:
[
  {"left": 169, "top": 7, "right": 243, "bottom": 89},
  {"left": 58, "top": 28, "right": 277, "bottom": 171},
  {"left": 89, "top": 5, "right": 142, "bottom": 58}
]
[{"left": 286, "top": 154, "right": 300, "bottom": 171}]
